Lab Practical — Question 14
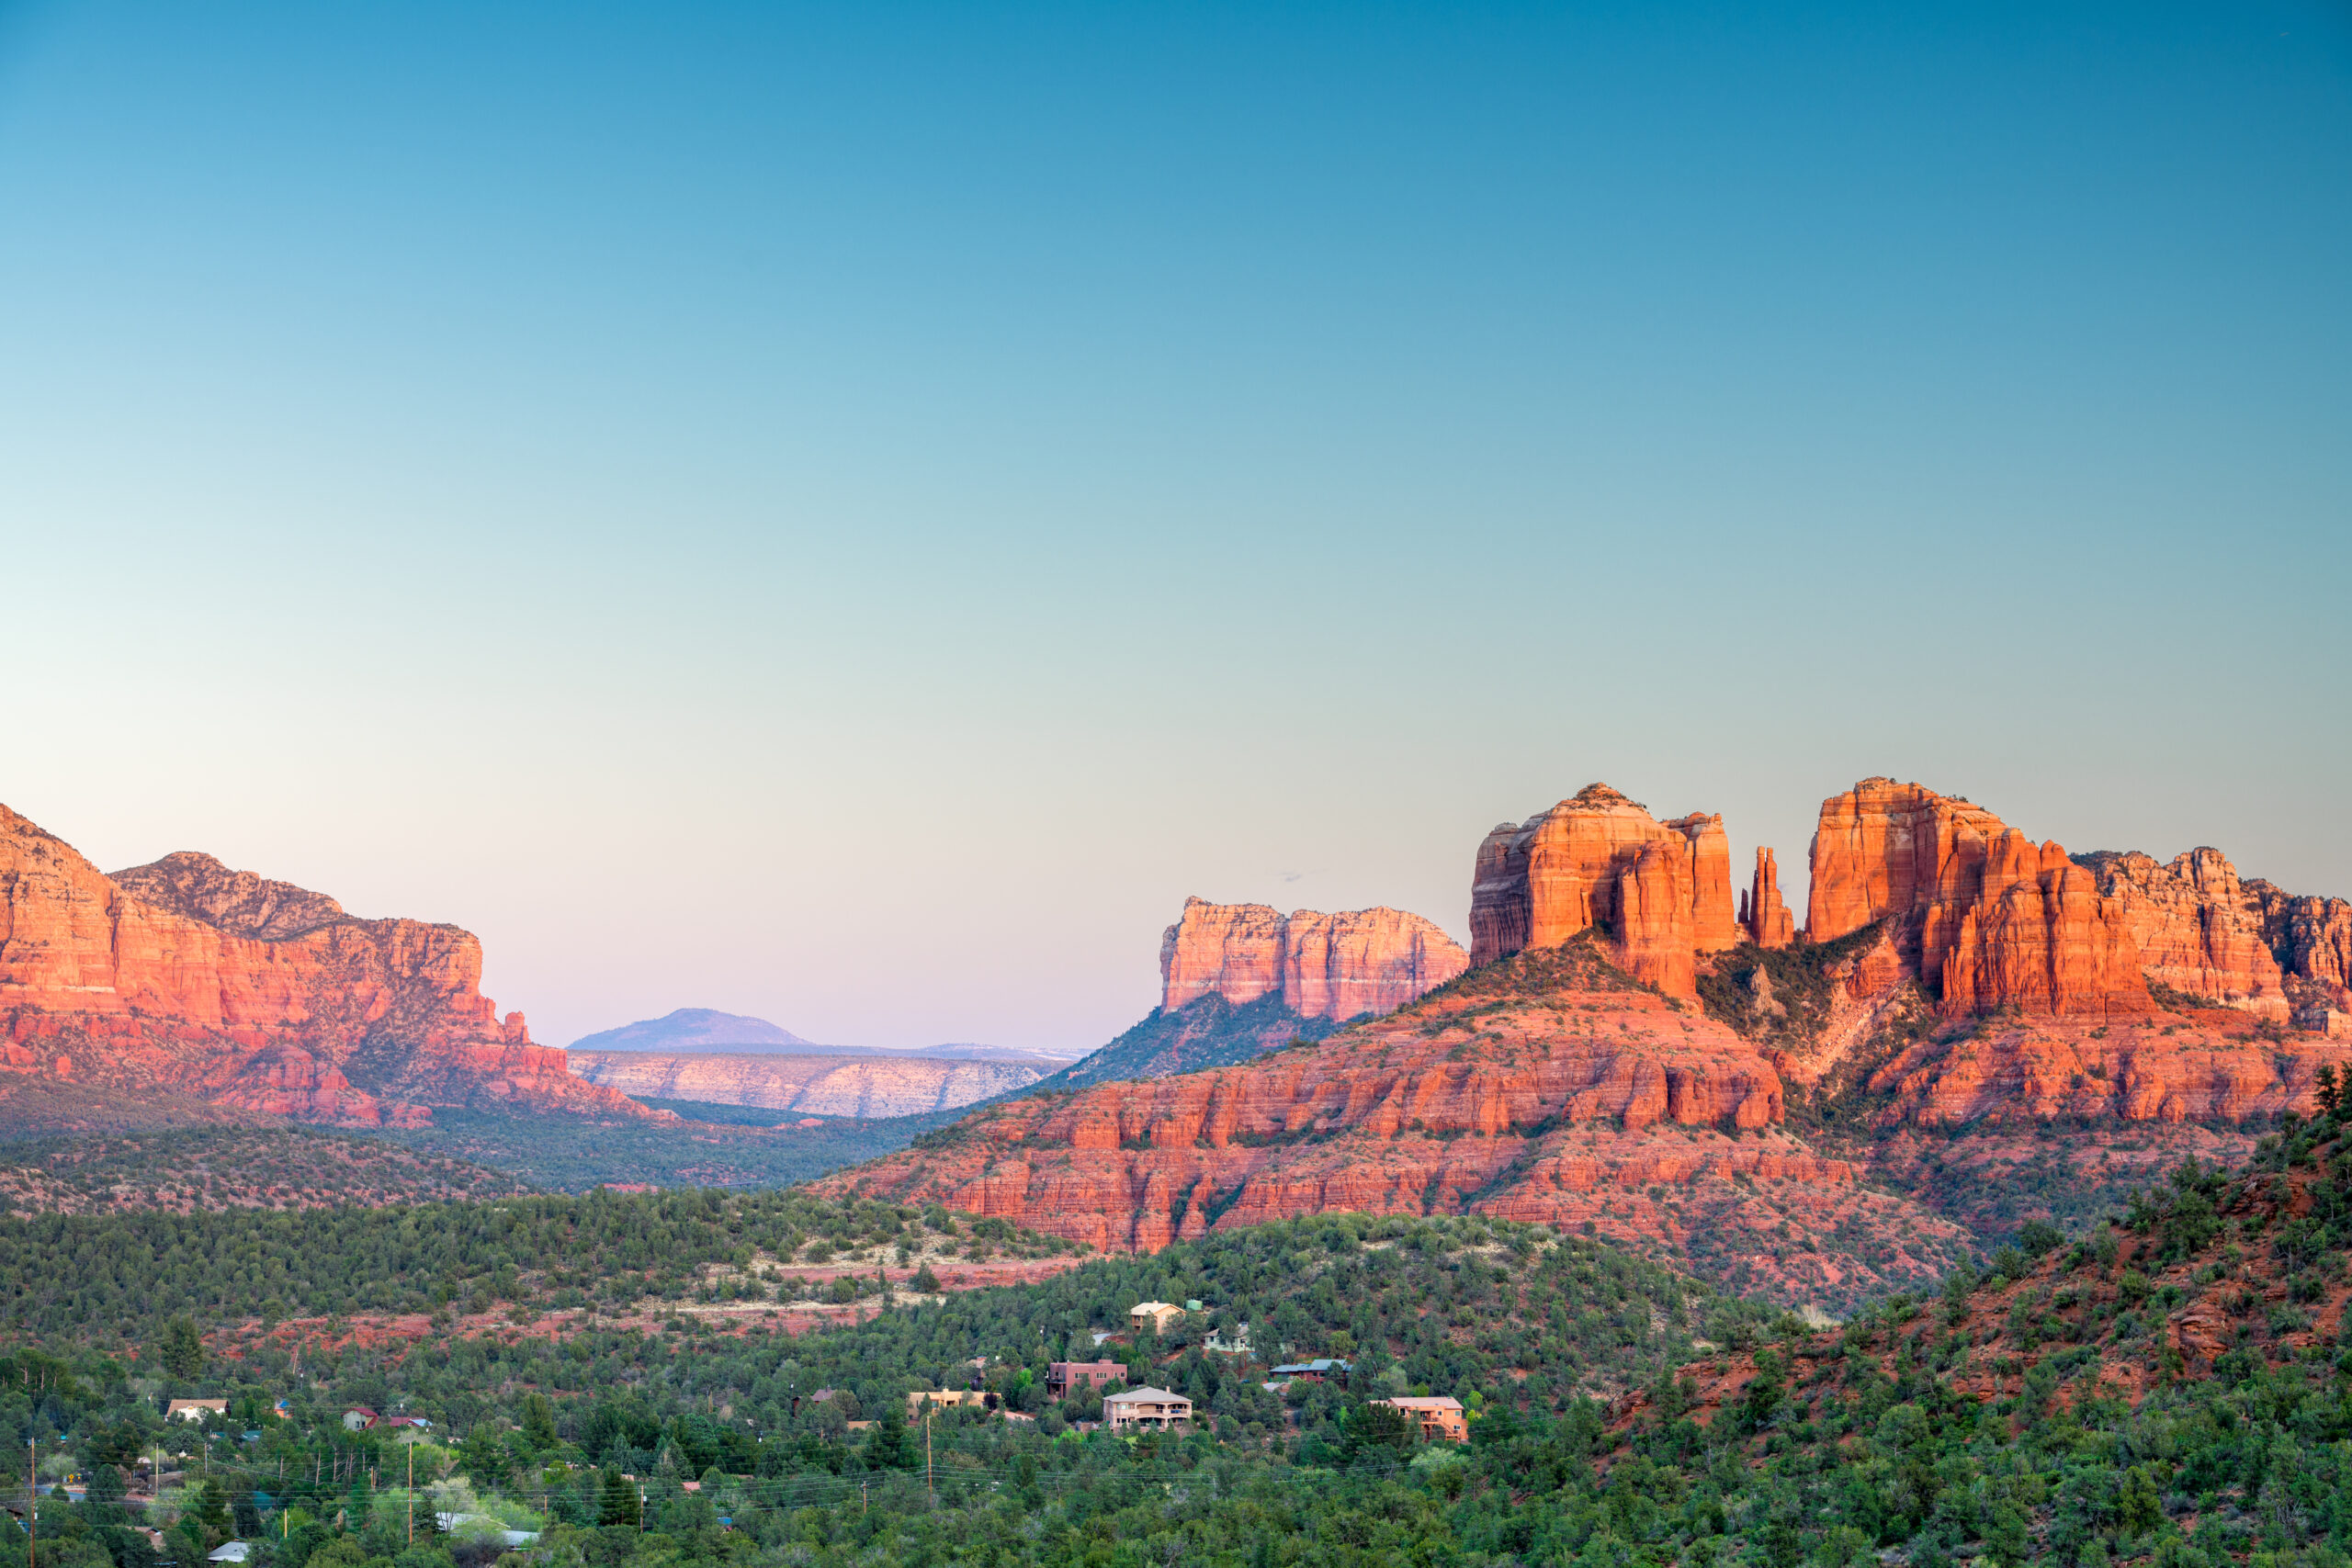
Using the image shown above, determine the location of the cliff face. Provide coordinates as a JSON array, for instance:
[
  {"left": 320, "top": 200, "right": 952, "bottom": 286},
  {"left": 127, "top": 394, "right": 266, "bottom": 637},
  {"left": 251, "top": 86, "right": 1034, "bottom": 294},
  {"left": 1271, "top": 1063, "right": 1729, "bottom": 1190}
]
[
  {"left": 818, "top": 937, "right": 1981, "bottom": 1303},
  {"left": 565, "top": 1050, "right": 1043, "bottom": 1117},
  {"left": 1801, "top": 780, "right": 2151, "bottom": 1021},
  {"left": 1742, "top": 848, "right": 1796, "bottom": 949},
  {"left": 1466, "top": 785, "right": 1739, "bottom": 998},
  {"left": 2249, "top": 883, "right": 2352, "bottom": 1011},
  {"left": 2074, "top": 849, "right": 2289, "bottom": 1016},
  {"left": 0, "top": 805, "right": 642, "bottom": 1126},
  {"left": 1157, "top": 898, "right": 1466, "bottom": 1022}
]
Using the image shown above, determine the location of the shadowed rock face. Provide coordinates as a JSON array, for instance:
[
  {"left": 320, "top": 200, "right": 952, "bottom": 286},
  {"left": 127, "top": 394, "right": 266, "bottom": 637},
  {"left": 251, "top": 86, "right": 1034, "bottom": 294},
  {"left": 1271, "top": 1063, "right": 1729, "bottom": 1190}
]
[
  {"left": 1158, "top": 899, "right": 1467, "bottom": 1021},
  {"left": 566, "top": 1050, "right": 1046, "bottom": 1117},
  {"left": 0, "top": 803, "right": 644, "bottom": 1127}
]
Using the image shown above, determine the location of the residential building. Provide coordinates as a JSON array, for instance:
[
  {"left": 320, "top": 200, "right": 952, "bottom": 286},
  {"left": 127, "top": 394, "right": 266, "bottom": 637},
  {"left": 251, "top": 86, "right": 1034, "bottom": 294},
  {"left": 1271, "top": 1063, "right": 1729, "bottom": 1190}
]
[
  {"left": 907, "top": 1390, "right": 988, "bottom": 1415},
  {"left": 1267, "top": 1359, "right": 1351, "bottom": 1385},
  {"left": 340, "top": 1407, "right": 378, "bottom": 1432},
  {"left": 1127, "top": 1301, "right": 1184, "bottom": 1335},
  {"left": 1103, "top": 1387, "right": 1193, "bottom": 1434},
  {"left": 1046, "top": 1360, "right": 1125, "bottom": 1399},
  {"left": 208, "top": 1544, "right": 251, "bottom": 1563},
  {"left": 166, "top": 1400, "right": 227, "bottom": 1424},
  {"left": 1374, "top": 1396, "right": 1467, "bottom": 1442}
]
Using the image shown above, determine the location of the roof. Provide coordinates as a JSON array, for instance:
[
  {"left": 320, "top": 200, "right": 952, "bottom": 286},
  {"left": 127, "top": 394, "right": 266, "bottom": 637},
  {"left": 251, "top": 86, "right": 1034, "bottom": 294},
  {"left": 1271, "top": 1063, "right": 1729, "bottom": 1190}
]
[
  {"left": 167, "top": 1400, "right": 228, "bottom": 1414},
  {"left": 1379, "top": 1396, "right": 1464, "bottom": 1412},
  {"left": 1102, "top": 1386, "right": 1188, "bottom": 1404},
  {"left": 1128, "top": 1301, "right": 1178, "bottom": 1313},
  {"left": 1270, "top": 1359, "right": 1351, "bottom": 1374},
  {"left": 208, "top": 1544, "right": 251, "bottom": 1562}
]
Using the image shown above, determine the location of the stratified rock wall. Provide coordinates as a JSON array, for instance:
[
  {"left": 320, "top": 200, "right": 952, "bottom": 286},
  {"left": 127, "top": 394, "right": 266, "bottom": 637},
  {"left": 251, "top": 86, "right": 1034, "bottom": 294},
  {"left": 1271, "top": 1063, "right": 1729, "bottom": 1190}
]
[
  {"left": 2252, "top": 886, "right": 2352, "bottom": 1010},
  {"left": 565, "top": 1050, "right": 1043, "bottom": 1117},
  {"left": 2075, "top": 849, "right": 2289, "bottom": 1017},
  {"left": 1804, "top": 781, "right": 2150, "bottom": 1019},
  {"left": 0, "top": 803, "right": 643, "bottom": 1124},
  {"left": 1158, "top": 898, "right": 1464, "bottom": 1022}
]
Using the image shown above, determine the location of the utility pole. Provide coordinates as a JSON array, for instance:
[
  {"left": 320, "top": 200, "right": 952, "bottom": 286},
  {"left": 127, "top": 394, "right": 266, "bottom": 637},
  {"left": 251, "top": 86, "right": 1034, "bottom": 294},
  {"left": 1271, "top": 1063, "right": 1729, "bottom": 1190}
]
[
  {"left": 924, "top": 1409, "right": 933, "bottom": 1506},
  {"left": 406, "top": 1445, "right": 413, "bottom": 1545},
  {"left": 29, "top": 1438, "right": 38, "bottom": 1568}
]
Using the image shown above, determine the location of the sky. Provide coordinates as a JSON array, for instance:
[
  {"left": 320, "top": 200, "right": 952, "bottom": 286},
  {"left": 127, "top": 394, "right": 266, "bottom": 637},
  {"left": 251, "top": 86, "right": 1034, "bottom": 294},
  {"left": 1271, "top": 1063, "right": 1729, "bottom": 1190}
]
[{"left": 1, "top": 1, "right": 2346, "bottom": 1054}]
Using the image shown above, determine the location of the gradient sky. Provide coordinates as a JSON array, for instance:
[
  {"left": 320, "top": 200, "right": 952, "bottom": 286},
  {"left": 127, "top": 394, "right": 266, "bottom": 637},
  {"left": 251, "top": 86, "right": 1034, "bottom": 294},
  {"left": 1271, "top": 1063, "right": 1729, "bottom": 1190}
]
[{"left": 2, "top": 2, "right": 2346, "bottom": 1054}]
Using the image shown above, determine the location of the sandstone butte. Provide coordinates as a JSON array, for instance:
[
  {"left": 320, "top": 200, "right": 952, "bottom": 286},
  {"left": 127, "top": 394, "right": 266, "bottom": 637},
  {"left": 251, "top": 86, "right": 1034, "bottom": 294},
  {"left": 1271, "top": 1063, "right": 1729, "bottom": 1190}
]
[
  {"left": 0, "top": 804, "right": 645, "bottom": 1127},
  {"left": 1158, "top": 897, "right": 1469, "bottom": 1021},
  {"left": 817, "top": 778, "right": 2352, "bottom": 1310}
]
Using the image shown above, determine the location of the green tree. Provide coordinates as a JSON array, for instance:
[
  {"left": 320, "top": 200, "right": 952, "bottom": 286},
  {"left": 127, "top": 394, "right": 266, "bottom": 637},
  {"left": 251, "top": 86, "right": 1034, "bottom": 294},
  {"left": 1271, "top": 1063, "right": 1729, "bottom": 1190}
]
[{"left": 154, "top": 1317, "right": 204, "bottom": 1381}]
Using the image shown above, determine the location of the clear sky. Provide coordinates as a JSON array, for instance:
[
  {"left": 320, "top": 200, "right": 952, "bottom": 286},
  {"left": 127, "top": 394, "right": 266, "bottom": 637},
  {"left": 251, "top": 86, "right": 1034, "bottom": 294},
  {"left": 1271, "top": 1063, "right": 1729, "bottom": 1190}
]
[{"left": 2, "top": 2, "right": 2346, "bottom": 1054}]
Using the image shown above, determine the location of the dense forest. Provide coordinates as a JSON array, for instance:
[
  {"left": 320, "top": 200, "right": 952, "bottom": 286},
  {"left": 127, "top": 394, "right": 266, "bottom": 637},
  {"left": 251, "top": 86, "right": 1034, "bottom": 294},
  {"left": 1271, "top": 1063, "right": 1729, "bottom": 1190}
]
[{"left": 1, "top": 1086, "right": 2347, "bottom": 1568}]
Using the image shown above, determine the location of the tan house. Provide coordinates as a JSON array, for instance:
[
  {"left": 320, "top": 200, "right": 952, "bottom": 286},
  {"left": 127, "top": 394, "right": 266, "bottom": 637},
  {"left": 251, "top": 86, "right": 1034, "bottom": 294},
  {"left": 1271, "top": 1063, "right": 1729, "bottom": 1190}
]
[
  {"left": 907, "top": 1390, "right": 989, "bottom": 1416},
  {"left": 1103, "top": 1387, "right": 1193, "bottom": 1433},
  {"left": 1128, "top": 1301, "right": 1184, "bottom": 1334},
  {"left": 166, "top": 1400, "right": 227, "bottom": 1424},
  {"left": 1375, "top": 1396, "right": 1467, "bottom": 1442}
]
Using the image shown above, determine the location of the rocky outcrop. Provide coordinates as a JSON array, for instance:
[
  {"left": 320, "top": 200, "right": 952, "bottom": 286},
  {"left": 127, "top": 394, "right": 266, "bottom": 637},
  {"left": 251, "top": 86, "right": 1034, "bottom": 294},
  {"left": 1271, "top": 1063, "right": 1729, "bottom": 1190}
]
[
  {"left": 1741, "top": 848, "right": 1796, "bottom": 949},
  {"left": 0, "top": 804, "right": 643, "bottom": 1125},
  {"left": 565, "top": 1050, "right": 1044, "bottom": 1117},
  {"left": 1803, "top": 780, "right": 2151, "bottom": 1020},
  {"left": 1467, "top": 785, "right": 1736, "bottom": 998},
  {"left": 2250, "top": 884, "right": 2352, "bottom": 1011},
  {"left": 1157, "top": 898, "right": 1465, "bottom": 1022},
  {"left": 819, "top": 938, "right": 1791, "bottom": 1252},
  {"left": 2074, "top": 850, "right": 2290, "bottom": 1017}
]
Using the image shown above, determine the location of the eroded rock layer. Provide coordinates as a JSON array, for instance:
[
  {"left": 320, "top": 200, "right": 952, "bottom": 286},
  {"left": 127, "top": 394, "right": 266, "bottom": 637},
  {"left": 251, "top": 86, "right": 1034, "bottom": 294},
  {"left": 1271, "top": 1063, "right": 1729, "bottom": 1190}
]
[
  {"left": 0, "top": 804, "right": 642, "bottom": 1126},
  {"left": 1158, "top": 898, "right": 1466, "bottom": 1022},
  {"left": 1468, "top": 785, "right": 1736, "bottom": 998},
  {"left": 1802, "top": 780, "right": 2151, "bottom": 1020},
  {"left": 565, "top": 1050, "right": 1043, "bottom": 1118}
]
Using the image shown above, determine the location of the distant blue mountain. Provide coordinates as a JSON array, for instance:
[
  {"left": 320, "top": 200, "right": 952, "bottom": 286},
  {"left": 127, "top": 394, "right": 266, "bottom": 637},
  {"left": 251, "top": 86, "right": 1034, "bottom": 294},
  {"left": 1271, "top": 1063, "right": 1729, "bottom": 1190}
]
[
  {"left": 565, "top": 1009, "right": 827, "bottom": 1054},
  {"left": 565, "top": 1009, "right": 1080, "bottom": 1066}
]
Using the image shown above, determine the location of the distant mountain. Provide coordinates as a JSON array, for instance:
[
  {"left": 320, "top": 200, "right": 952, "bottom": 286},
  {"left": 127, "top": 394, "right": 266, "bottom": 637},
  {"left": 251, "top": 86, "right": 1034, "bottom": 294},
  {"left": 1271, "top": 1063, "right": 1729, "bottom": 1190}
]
[
  {"left": 564, "top": 1010, "right": 1078, "bottom": 1068},
  {"left": 565, "top": 1009, "right": 827, "bottom": 1054}
]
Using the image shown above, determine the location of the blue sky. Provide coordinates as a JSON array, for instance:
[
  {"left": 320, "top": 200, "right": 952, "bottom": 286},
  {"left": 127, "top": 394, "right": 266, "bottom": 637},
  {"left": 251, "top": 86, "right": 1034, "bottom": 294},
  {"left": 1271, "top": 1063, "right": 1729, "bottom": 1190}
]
[{"left": 2, "top": 2, "right": 2346, "bottom": 1051}]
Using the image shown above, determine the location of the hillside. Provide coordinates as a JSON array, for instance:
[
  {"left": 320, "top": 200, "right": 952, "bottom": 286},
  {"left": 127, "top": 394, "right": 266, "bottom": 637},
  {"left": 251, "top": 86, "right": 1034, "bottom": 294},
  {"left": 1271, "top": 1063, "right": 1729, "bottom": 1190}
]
[
  {"left": 0, "top": 804, "right": 644, "bottom": 1128},
  {"left": 565, "top": 1049, "right": 1046, "bottom": 1116},
  {"left": 814, "top": 778, "right": 2352, "bottom": 1314},
  {"left": 0, "top": 1127, "right": 525, "bottom": 1214}
]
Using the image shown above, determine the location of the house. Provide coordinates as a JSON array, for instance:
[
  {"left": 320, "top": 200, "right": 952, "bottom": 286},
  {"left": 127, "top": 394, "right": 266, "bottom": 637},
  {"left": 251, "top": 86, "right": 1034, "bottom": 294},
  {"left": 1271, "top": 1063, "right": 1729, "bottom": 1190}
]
[
  {"left": 340, "top": 1407, "right": 378, "bottom": 1432},
  {"left": 1203, "top": 1324, "right": 1250, "bottom": 1355},
  {"left": 1374, "top": 1396, "right": 1467, "bottom": 1442},
  {"left": 166, "top": 1400, "right": 227, "bottom": 1424},
  {"left": 208, "top": 1545, "right": 251, "bottom": 1563},
  {"left": 1045, "top": 1360, "right": 1125, "bottom": 1399},
  {"left": 379, "top": 1416, "right": 432, "bottom": 1432},
  {"left": 907, "top": 1390, "right": 988, "bottom": 1415},
  {"left": 1127, "top": 1302, "right": 1184, "bottom": 1335},
  {"left": 1268, "top": 1359, "right": 1351, "bottom": 1385},
  {"left": 1103, "top": 1387, "right": 1193, "bottom": 1434}
]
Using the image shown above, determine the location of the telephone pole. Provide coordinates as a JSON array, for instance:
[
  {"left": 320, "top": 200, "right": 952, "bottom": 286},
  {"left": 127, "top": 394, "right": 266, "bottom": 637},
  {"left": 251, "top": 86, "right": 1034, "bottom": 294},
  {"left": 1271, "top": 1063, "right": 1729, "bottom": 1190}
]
[
  {"left": 28, "top": 1438, "right": 37, "bottom": 1568},
  {"left": 406, "top": 1445, "right": 414, "bottom": 1544},
  {"left": 924, "top": 1409, "right": 933, "bottom": 1506}
]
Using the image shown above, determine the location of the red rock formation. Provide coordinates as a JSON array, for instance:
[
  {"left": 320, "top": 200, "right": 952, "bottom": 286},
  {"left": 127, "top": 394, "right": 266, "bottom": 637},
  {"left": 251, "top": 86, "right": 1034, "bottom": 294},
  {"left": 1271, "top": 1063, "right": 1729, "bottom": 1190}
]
[
  {"left": 2075, "top": 849, "right": 2289, "bottom": 1016},
  {"left": 1745, "top": 849, "right": 1795, "bottom": 949},
  {"left": 1615, "top": 837, "right": 1697, "bottom": 998},
  {"left": 2249, "top": 883, "right": 2352, "bottom": 1011},
  {"left": 1469, "top": 785, "right": 1734, "bottom": 989},
  {"left": 819, "top": 939, "right": 1787, "bottom": 1251},
  {"left": 0, "top": 804, "right": 644, "bottom": 1124},
  {"left": 1668, "top": 814, "right": 1741, "bottom": 953},
  {"left": 1803, "top": 781, "right": 2150, "bottom": 1019},
  {"left": 1157, "top": 898, "right": 1465, "bottom": 1021}
]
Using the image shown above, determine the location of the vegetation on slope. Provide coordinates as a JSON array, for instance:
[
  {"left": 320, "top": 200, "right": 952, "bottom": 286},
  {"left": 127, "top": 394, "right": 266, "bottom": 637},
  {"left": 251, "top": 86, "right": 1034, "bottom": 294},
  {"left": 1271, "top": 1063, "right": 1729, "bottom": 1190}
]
[{"left": 0, "top": 1130, "right": 524, "bottom": 1215}]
